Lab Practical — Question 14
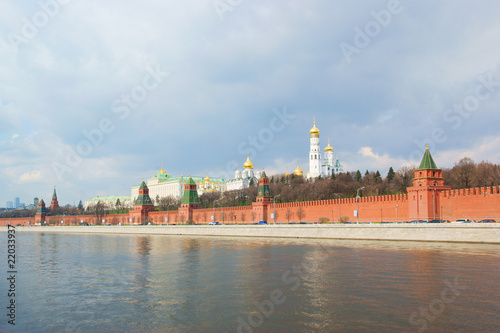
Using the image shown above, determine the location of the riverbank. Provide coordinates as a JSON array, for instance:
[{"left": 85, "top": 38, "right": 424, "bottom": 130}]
[{"left": 6, "top": 224, "right": 500, "bottom": 244}]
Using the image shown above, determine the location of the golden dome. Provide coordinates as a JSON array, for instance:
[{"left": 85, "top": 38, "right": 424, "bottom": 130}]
[
  {"left": 293, "top": 162, "right": 303, "bottom": 177},
  {"left": 284, "top": 167, "right": 290, "bottom": 177},
  {"left": 324, "top": 138, "right": 334, "bottom": 152},
  {"left": 205, "top": 174, "right": 210, "bottom": 182},
  {"left": 310, "top": 117, "right": 320, "bottom": 137},
  {"left": 243, "top": 155, "right": 254, "bottom": 169},
  {"left": 157, "top": 166, "right": 167, "bottom": 178}
]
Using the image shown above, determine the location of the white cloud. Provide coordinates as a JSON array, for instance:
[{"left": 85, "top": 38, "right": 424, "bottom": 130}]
[{"left": 18, "top": 170, "right": 43, "bottom": 183}]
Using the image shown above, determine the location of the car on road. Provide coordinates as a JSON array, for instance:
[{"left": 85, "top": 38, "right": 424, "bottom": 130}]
[
  {"left": 430, "top": 219, "right": 449, "bottom": 223},
  {"left": 410, "top": 220, "right": 423, "bottom": 223},
  {"left": 452, "top": 219, "right": 473, "bottom": 223},
  {"left": 208, "top": 222, "right": 220, "bottom": 225},
  {"left": 478, "top": 219, "right": 496, "bottom": 223},
  {"left": 258, "top": 221, "right": 268, "bottom": 224}
]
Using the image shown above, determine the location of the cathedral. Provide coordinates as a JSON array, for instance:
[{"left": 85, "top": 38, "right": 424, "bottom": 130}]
[{"left": 226, "top": 155, "right": 262, "bottom": 191}]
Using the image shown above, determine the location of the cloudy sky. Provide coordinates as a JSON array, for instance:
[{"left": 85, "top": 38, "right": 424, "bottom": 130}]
[{"left": 1, "top": 0, "right": 500, "bottom": 206}]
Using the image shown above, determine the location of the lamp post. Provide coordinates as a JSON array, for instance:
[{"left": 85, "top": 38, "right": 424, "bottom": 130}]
[
  {"left": 395, "top": 205, "right": 399, "bottom": 223},
  {"left": 334, "top": 193, "right": 341, "bottom": 223},
  {"left": 356, "top": 186, "right": 365, "bottom": 224},
  {"left": 273, "top": 194, "right": 281, "bottom": 225}
]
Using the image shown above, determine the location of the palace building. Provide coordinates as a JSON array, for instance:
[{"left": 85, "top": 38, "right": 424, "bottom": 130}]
[{"left": 130, "top": 166, "right": 226, "bottom": 203}]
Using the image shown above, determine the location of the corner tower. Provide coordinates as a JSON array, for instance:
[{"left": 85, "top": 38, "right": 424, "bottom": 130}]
[{"left": 407, "top": 146, "right": 451, "bottom": 220}]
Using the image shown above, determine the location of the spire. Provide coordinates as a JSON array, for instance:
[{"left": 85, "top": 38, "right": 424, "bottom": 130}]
[
  {"left": 324, "top": 138, "right": 334, "bottom": 152},
  {"left": 418, "top": 145, "right": 438, "bottom": 170},
  {"left": 310, "top": 117, "right": 320, "bottom": 137},
  {"left": 52, "top": 186, "right": 57, "bottom": 200}
]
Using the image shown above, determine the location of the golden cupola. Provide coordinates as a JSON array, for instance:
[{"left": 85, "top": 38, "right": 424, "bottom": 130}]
[
  {"left": 243, "top": 155, "right": 254, "bottom": 169},
  {"left": 293, "top": 162, "right": 303, "bottom": 177},
  {"left": 324, "top": 138, "right": 334, "bottom": 152},
  {"left": 310, "top": 117, "right": 320, "bottom": 138},
  {"left": 205, "top": 174, "right": 210, "bottom": 182}
]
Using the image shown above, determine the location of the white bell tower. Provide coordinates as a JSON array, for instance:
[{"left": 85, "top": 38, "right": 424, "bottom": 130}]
[{"left": 308, "top": 118, "right": 321, "bottom": 179}]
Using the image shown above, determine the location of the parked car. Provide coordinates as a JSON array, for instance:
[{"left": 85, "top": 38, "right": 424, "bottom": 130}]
[
  {"left": 258, "top": 221, "right": 268, "bottom": 225},
  {"left": 478, "top": 219, "right": 496, "bottom": 223},
  {"left": 410, "top": 220, "right": 423, "bottom": 223},
  {"left": 208, "top": 221, "right": 220, "bottom": 225},
  {"left": 429, "top": 219, "right": 448, "bottom": 223},
  {"left": 452, "top": 219, "right": 472, "bottom": 223}
]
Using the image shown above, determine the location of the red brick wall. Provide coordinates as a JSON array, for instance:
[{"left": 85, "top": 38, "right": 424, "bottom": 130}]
[
  {"left": 2, "top": 187, "right": 499, "bottom": 226},
  {"left": 440, "top": 186, "right": 500, "bottom": 221}
]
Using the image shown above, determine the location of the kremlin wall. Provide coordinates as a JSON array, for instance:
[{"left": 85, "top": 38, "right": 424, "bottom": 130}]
[
  {"left": 2, "top": 120, "right": 500, "bottom": 228},
  {"left": 2, "top": 146, "right": 500, "bottom": 227}
]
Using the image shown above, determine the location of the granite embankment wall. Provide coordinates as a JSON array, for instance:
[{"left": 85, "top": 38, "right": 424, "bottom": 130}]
[{"left": 8, "top": 224, "right": 500, "bottom": 244}]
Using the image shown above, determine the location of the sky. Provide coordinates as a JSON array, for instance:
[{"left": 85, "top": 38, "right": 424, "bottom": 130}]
[{"left": 1, "top": 0, "right": 500, "bottom": 207}]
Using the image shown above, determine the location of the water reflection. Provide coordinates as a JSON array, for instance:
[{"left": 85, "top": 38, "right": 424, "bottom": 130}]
[{"left": 0, "top": 233, "right": 498, "bottom": 332}]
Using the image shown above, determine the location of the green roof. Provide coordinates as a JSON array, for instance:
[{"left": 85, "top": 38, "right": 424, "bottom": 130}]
[
  {"left": 418, "top": 146, "right": 438, "bottom": 170},
  {"left": 181, "top": 177, "right": 200, "bottom": 204},
  {"left": 260, "top": 170, "right": 268, "bottom": 179}
]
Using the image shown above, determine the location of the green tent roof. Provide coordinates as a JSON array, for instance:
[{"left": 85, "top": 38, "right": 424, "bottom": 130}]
[{"left": 418, "top": 146, "right": 438, "bottom": 170}]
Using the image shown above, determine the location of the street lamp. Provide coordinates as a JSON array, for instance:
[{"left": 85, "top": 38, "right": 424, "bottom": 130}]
[
  {"left": 356, "top": 187, "right": 365, "bottom": 224},
  {"left": 334, "top": 193, "right": 341, "bottom": 223},
  {"left": 395, "top": 205, "right": 399, "bottom": 223},
  {"left": 273, "top": 194, "right": 281, "bottom": 224}
]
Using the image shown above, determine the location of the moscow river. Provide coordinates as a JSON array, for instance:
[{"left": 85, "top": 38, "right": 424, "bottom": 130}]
[{"left": 1, "top": 232, "right": 499, "bottom": 332}]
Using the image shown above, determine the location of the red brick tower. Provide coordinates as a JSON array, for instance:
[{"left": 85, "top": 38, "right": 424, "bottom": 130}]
[
  {"left": 407, "top": 146, "right": 451, "bottom": 220},
  {"left": 178, "top": 177, "right": 201, "bottom": 224},
  {"left": 49, "top": 186, "right": 60, "bottom": 211},
  {"left": 130, "top": 180, "right": 155, "bottom": 224},
  {"left": 252, "top": 171, "right": 272, "bottom": 222},
  {"left": 34, "top": 199, "right": 47, "bottom": 225}
]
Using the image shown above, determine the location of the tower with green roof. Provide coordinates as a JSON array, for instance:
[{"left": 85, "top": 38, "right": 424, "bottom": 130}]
[
  {"left": 50, "top": 186, "right": 60, "bottom": 211},
  {"left": 131, "top": 180, "right": 155, "bottom": 224},
  {"left": 407, "top": 146, "right": 451, "bottom": 220},
  {"left": 179, "top": 177, "right": 201, "bottom": 224},
  {"left": 34, "top": 198, "right": 47, "bottom": 225},
  {"left": 252, "top": 171, "right": 272, "bottom": 222}
]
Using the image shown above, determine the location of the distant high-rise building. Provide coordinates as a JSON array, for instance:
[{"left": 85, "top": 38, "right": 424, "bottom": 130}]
[
  {"left": 6, "top": 201, "right": 13, "bottom": 209},
  {"left": 34, "top": 197, "right": 39, "bottom": 206},
  {"left": 14, "top": 197, "right": 20, "bottom": 209}
]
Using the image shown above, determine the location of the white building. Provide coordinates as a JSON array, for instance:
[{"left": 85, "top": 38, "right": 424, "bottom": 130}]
[
  {"left": 84, "top": 195, "right": 132, "bottom": 210},
  {"left": 131, "top": 167, "right": 226, "bottom": 203},
  {"left": 226, "top": 155, "right": 261, "bottom": 191},
  {"left": 307, "top": 118, "right": 343, "bottom": 179}
]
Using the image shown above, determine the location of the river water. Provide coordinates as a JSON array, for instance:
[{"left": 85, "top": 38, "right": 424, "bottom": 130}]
[{"left": 1, "top": 232, "right": 499, "bottom": 332}]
